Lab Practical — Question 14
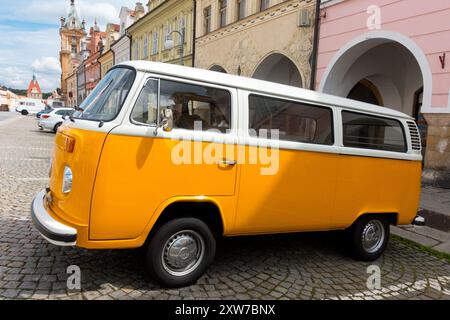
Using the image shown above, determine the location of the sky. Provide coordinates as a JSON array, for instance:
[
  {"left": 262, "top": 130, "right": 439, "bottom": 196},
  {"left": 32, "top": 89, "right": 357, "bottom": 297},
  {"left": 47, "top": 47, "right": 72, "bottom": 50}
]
[{"left": 0, "top": 0, "right": 139, "bottom": 92}]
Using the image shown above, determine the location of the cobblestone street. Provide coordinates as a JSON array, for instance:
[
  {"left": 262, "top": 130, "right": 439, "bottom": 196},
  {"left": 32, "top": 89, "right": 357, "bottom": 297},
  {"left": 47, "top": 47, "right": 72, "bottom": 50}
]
[{"left": 0, "top": 115, "right": 449, "bottom": 300}]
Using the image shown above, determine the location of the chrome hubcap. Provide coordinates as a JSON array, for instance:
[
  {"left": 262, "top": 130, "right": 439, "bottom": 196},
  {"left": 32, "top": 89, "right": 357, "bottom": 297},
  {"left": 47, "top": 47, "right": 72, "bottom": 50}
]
[
  {"left": 361, "top": 220, "right": 385, "bottom": 253},
  {"left": 162, "top": 230, "right": 205, "bottom": 276}
]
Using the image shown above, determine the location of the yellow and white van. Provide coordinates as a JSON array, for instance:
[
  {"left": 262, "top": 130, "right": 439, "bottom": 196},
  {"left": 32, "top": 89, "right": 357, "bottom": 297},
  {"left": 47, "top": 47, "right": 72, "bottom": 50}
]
[{"left": 32, "top": 61, "right": 424, "bottom": 287}]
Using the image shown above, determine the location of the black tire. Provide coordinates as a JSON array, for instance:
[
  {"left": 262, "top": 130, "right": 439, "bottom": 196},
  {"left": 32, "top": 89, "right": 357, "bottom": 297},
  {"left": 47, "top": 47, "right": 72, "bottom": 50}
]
[
  {"left": 349, "top": 215, "right": 389, "bottom": 261},
  {"left": 21, "top": 110, "right": 29, "bottom": 116},
  {"left": 145, "top": 218, "right": 216, "bottom": 288},
  {"left": 53, "top": 123, "right": 62, "bottom": 133}
]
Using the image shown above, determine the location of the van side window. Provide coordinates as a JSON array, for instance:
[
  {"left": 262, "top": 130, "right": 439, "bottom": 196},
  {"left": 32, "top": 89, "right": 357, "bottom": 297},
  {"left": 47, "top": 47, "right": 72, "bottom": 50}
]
[
  {"left": 160, "top": 80, "right": 231, "bottom": 133},
  {"left": 131, "top": 79, "right": 158, "bottom": 125},
  {"left": 342, "top": 111, "right": 407, "bottom": 153},
  {"left": 248, "top": 94, "right": 334, "bottom": 145}
]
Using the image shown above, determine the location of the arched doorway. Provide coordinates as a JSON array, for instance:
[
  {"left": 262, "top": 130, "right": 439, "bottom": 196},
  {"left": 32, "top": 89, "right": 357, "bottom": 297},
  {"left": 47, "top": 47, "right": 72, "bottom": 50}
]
[
  {"left": 209, "top": 65, "right": 227, "bottom": 73},
  {"left": 320, "top": 31, "right": 431, "bottom": 116},
  {"left": 252, "top": 53, "right": 303, "bottom": 87},
  {"left": 347, "top": 79, "right": 383, "bottom": 106}
]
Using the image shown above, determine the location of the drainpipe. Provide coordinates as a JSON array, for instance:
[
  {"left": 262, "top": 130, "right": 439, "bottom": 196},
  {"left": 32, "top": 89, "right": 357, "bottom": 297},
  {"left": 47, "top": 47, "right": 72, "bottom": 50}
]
[
  {"left": 192, "top": 0, "right": 197, "bottom": 67},
  {"left": 309, "top": 0, "right": 321, "bottom": 90}
]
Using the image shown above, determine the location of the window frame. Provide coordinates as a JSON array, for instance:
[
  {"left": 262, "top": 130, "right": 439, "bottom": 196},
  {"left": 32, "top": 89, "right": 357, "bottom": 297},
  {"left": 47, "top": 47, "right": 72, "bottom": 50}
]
[
  {"left": 219, "top": 0, "right": 228, "bottom": 28},
  {"left": 204, "top": 6, "right": 212, "bottom": 34},
  {"left": 341, "top": 110, "right": 408, "bottom": 154},
  {"left": 247, "top": 93, "right": 335, "bottom": 146},
  {"left": 129, "top": 75, "right": 235, "bottom": 135},
  {"left": 237, "top": 0, "right": 246, "bottom": 20}
]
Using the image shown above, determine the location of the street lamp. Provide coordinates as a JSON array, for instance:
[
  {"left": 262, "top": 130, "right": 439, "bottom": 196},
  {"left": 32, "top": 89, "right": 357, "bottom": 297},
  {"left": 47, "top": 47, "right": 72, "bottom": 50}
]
[{"left": 164, "top": 30, "right": 185, "bottom": 66}]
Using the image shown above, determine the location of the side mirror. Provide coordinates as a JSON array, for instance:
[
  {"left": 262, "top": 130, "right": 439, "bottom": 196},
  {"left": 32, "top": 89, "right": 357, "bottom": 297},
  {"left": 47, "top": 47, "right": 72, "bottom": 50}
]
[{"left": 161, "top": 108, "right": 173, "bottom": 132}]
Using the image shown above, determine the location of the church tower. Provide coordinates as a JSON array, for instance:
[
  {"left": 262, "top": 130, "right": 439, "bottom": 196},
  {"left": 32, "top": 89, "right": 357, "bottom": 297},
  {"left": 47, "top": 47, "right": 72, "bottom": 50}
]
[{"left": 59, "top": 0, "right": 85, "bottom": 105}]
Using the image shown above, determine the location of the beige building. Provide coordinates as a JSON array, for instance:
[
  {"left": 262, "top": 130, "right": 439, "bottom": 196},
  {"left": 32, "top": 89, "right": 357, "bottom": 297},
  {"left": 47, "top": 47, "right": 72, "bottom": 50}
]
[
  {"left": 60, "top": 0, "right": 85, "bottom": 105},
  {"left": 128, "top": 0, "right": 195, "bottom": 66},
  {"left": 195, "top": 0, "right": 317, "bottom": 88},
  {"left": 66, "top": 71, "right": 77, "bottom": 107}
]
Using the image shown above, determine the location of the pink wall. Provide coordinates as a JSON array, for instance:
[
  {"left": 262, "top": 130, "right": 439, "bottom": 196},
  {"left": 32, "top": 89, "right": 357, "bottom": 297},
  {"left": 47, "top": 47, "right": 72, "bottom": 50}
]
[{"left": 316, "top": 0, "right": 450, "bottom": 112}]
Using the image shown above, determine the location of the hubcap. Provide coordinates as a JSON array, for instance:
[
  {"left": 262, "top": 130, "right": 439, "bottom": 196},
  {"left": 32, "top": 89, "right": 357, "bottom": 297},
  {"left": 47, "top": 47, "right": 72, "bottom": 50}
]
[
  {"left": 361, "top": 220, "right": 385, "bottom": 253},
  {"left": 162, "top": 230, "right": 205, "bottom": 277}
]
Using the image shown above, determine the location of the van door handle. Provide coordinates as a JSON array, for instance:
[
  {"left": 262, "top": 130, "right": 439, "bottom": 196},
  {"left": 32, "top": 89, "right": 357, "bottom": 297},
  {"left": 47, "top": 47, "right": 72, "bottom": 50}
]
[{"left": 217, "top": 159, "right": 237, "bottom": 166}]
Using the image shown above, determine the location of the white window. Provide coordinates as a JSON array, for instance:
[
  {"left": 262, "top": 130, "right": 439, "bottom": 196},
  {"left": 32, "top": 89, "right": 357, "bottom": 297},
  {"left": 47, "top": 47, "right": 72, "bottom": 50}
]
[
  {"left": 152, "top": 31, "right": 159, "bottom": 55},
  {"left": 179, "top": 16, "right": 186, "bottom": 45},
  {"left": 143, "top": 35, "right": 149, "bottom": 58}
]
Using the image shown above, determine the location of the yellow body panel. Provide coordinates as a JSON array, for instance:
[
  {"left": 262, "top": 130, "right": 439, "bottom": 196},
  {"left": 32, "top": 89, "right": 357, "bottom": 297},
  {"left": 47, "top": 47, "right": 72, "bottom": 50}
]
[{"left": 47, "top": 125, "right": 422, "bottom": 249}]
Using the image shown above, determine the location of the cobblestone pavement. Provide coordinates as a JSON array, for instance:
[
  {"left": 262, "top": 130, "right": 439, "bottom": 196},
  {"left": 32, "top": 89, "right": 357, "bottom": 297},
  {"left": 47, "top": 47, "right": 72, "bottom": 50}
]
[{"left": 0, "top": 115, "right": 449, "bottom": 300}]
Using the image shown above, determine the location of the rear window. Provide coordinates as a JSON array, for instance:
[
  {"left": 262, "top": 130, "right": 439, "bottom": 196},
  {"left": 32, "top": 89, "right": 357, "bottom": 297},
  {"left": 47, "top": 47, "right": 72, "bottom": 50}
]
[{"left": 342, "top": 111, "right": 406, "bottom": 153}]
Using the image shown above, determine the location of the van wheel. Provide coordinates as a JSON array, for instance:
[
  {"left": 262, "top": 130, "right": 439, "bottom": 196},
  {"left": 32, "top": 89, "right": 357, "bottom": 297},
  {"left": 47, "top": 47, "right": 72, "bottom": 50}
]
[
  {"left": 53, "top": 123, "right": 62, "bottom": 133},
  {"left": 21, "top": 110, "right": 28, "bottom": 116},
  {"left": 145, "top": 218, "right": 216, "bottom": 288},
  {"left": 349, "top": 216, "right": 389, "bottom": 261}
]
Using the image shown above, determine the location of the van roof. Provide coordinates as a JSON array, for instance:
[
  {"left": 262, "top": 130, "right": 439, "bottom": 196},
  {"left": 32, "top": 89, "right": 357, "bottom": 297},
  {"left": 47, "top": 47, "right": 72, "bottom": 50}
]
[{"left": 120, "top": 61, "right": 413, "bottom": 120}]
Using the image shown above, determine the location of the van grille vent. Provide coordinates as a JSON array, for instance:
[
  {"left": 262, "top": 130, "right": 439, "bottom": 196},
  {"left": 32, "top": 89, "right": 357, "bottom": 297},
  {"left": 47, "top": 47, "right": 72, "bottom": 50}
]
[{"left": 407, "top": 121, "right": 421, "bottom": 151}]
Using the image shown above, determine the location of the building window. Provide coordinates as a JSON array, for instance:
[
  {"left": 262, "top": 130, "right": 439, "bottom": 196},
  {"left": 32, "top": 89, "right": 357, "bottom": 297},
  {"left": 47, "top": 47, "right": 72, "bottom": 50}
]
[
  {"left": 219, "top": 0, "right": 227, "bottom": 28},
  {"left": 342, "top": 111, "right": 406, "bottom": 153},
  {"left": 249, "top": 94, "right": 334, "bottom": 145},
  {"left": 164, "top": 23, "right": 173, "bottom": 49},
  {"left": 260, "top": 0, "right": 270, "bottom": 11},
  {"left": 152, "top": 31, "right": 159, "bottom": 55},
  {"left": 204, "top": 6, "right": 212, "bottom": 34},
  {"left": 143, "top": 35, "right": 149, "bottom": 58},
  {"left": 179, "top": 16, "right": 186, "bottom": 44},
  {"left": 237, "top": 0, "right": 246, "bottom": 20}
]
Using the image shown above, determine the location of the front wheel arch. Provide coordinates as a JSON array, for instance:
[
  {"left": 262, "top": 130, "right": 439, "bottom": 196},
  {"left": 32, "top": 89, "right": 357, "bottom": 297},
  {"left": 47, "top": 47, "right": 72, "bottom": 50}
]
[{"left": 145, "top": 201, "right": 225, "bottom": 247}]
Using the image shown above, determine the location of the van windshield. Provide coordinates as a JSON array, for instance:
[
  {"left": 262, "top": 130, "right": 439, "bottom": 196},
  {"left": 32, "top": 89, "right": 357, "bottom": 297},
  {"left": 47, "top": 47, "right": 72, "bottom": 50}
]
[{"left": 73, "top": 67, "right": 135, "bottom": 122}]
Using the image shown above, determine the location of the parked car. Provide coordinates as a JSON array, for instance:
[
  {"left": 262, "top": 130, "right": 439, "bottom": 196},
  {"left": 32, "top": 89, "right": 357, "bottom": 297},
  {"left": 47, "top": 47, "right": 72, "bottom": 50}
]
[
  {"left": 36, "top": 106, "right": 54, "bottom": 119},
  {"left": 15, "top": 98, "right": 45, "bottom": 115},
  {"left": 38, "top": 108, "right": 74, "bottom": 133},
  {"left": 46, "top": 100, "right": 65, "bottom": 109}
]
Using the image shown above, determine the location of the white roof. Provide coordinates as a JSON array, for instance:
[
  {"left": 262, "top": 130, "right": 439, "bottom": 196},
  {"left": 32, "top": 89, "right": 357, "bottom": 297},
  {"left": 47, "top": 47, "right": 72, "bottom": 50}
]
[{"left": 120, "top": 61, "right": 413, "bottom": 120}]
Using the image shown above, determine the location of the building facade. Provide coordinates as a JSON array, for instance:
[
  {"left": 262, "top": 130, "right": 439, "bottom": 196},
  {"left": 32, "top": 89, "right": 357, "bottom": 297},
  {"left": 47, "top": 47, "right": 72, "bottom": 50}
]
[
  {"left": 59, "top": 0, "right": 85, "bottom": 105},
  {"left": 195, "top": 0, "right": 317, "bottom": 88},
  {"left": 27, "top": 75, "right": 43, "bottom": 99},
  {"left": 66, "top": 71, "right": 77, "bottom": 107},
  {"left": 112, "top": 6, "right": 139, "bottom": 65},
  {"left": 84, "top": 22, "right": 106, "bottom": 96},
  {"left": 316, "top": 0, "right": 450, "bottom": 187},
  {"left": 76, "top": 63, "right": 86, "bottom": 105},
  {"left": 99, "top": 23, "right": 120, "bottom": 78},
  {"left": 128, "top": 0, "right": 195, "bottom": 66}
]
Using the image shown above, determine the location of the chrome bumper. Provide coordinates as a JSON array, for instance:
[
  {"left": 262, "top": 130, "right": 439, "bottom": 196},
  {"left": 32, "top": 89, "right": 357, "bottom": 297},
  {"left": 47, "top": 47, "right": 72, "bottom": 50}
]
[{"left": 31, "top": 189, "right": 77, "bottom": 246}]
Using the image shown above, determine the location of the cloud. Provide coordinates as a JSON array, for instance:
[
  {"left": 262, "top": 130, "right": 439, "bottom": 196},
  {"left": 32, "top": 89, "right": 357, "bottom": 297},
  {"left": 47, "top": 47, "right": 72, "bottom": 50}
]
[
  {"left": 32, "top": 57, "right": 61, "bottom": 74},
  {"left": 0, "top": 0, "right": 138, "bottom": 91}
]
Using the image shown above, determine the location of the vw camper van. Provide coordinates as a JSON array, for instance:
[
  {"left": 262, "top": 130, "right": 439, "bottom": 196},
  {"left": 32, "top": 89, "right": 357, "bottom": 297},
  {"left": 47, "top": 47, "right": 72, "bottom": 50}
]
[{"left": 32, "top": 62, "right": 424, "bottom": 287}]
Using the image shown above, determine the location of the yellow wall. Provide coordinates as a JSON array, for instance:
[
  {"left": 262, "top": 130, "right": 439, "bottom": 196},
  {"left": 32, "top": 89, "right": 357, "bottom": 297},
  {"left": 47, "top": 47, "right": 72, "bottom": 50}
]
[
  {"left": 99, "top": 50, "right": 114, "bottom": 79},
  {"left": 128, "top": 0, "right": 195, "bottom": 66}
]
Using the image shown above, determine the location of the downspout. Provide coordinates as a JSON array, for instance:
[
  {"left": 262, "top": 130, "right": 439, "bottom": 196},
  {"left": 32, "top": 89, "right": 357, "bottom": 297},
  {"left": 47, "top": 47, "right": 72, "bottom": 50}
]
[
  {"left": 309, "top": 0, "right": 321, "bottom": 90},
  {"left": 192, "top": 0, "right": 197, "bottom": 67}
]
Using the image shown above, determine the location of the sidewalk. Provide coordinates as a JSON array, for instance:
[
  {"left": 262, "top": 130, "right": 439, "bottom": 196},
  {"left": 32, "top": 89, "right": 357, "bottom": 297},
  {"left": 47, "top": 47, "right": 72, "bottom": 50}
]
[{"left": 391, "top": 186, "right": 450, "bottom": 255}]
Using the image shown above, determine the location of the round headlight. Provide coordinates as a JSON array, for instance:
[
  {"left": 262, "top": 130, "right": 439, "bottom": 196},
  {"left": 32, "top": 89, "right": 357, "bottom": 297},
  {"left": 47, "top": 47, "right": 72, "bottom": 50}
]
[{"left": 62, "top": 166, "right": 73, "bottom": 194}]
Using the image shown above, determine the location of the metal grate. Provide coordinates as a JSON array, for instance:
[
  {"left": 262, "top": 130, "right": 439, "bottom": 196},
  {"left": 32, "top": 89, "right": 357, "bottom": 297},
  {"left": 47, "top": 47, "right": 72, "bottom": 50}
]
[{"left": 407, "top": 121, "right": 422, "bottom": 151}]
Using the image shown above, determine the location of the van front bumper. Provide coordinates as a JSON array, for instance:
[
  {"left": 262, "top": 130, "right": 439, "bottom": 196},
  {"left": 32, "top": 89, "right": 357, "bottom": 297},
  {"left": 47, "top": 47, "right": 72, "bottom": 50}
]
[{"left": 31, "top": 189, "right": 77, "bottom": 246}]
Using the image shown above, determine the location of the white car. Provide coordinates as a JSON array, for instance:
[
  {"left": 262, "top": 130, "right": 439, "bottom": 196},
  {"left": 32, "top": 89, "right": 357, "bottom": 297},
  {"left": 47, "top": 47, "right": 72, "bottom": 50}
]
[
  {"left": 38, "top": 108, "right": 74, "bottom": 133},
  {"left": 15, "top": 98, "right": 46, "bottom": 115}
]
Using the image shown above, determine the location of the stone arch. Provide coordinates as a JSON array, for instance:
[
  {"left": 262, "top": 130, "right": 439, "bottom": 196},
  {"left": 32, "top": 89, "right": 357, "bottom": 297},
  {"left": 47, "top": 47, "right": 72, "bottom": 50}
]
[{"left": 252, "top": 52, "right": 304, "bottom": 88}]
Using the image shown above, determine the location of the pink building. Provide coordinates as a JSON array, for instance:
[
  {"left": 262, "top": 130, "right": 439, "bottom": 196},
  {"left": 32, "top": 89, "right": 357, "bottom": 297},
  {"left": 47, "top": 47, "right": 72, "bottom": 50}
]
[{"left": 316, "top": 0, "right": 450, "bottom": 188}]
